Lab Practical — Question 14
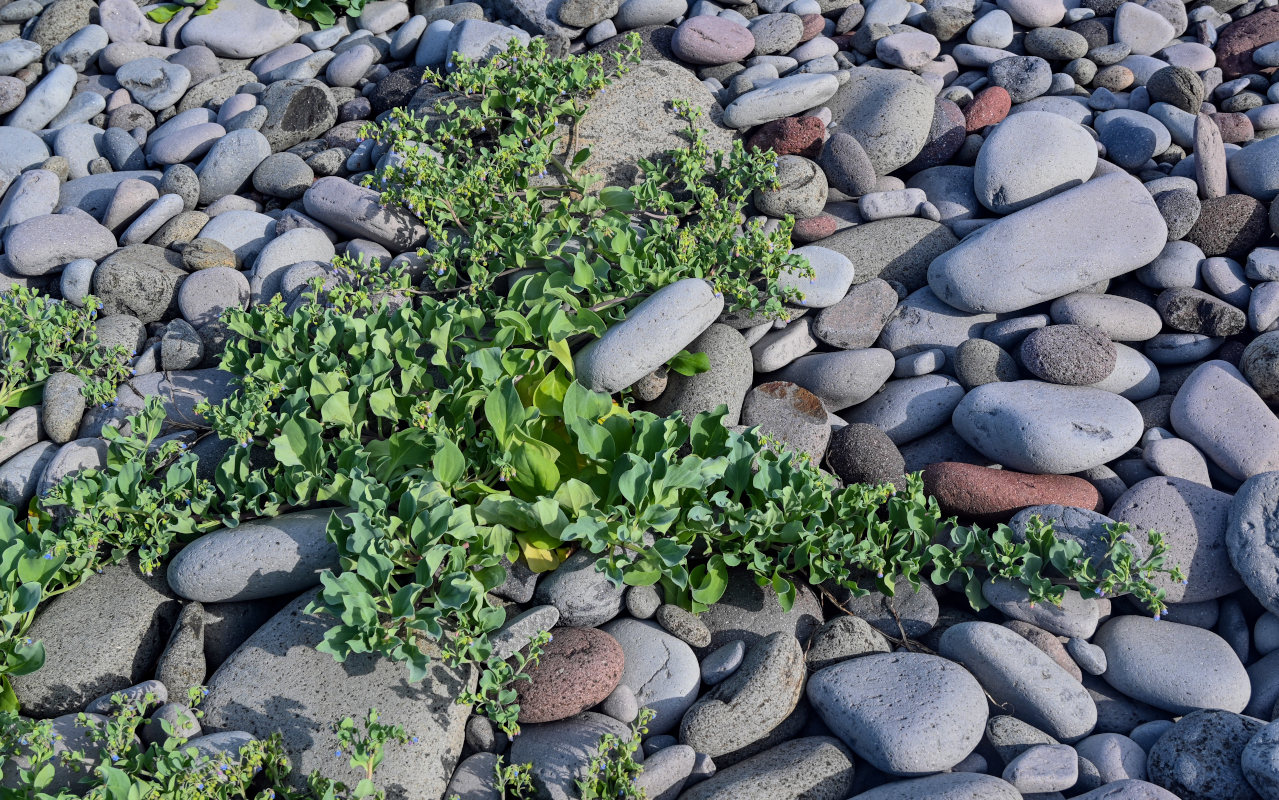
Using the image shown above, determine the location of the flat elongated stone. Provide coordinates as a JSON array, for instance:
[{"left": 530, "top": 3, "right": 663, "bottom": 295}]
[
  {"left": 939, "top": 621, "right": 1097, "bottom": 742},
  {"left": 722, "top": 73, "right": 840, "bottom": 129},
  {"left": 575, "top": 278, "right": 724, "bottom": 393},
  {"left": 167, "top": 509, "right": 345, "bottom": 603},
  {"left": 927, "top": 173, "right": 1168, "bottom": 314},
  {"left": 5, "top": 213, "right": 116, "bottom": 276}
]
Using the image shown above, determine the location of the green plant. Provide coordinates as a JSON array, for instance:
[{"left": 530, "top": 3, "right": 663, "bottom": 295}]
[
  {"left": 0, "top": 288, "right": 131, "bottom": 425},
  {"left": 145, "top": 0, "right": 220, "bottom": 23},
  {"left": 0, "top": 34, "right": 1178, "bottom": 751},
  {"left": 186, "top": 32, "right": 1177, "bottom": 735},
  {"left": 0, "top": 398, "right": 220, "bottom": 711},
  {"left": 576, "top": 708, "right": 652, "bottom": 800},
  {"left": 264, "top": 0, "right": 365, "bottom": 27},
  {"left": 0, "top": 696, "right": 406, "bottom": 800},
  {"left": 328, "top": 708, "right": 414, "bottom": 800}
]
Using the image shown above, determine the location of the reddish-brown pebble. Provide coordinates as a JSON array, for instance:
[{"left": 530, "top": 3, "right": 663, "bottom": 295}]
[
  {"left": 1210, "top": 112, "right": 1254, "bottom": 143},
  {"left": 799, "top": 13, "right": 825, "bottom": 42},
  {"left": 922, "top": 462, "right": 1104, "bottom": 524},
  {"left": 515, "top": 627, "right": 625, "bottom": 724},
  {"left": 792, "top": 214, "right": 839, "bottom": 243},
  {"left": 964, "top": 87, "right": 1011, "bottom": 133},
  {"left": 1215, "top": 6, "right": 1279, "bottom": 78},
  {"left": 747, "top": 116, "right": 826, "bottom": 158}
]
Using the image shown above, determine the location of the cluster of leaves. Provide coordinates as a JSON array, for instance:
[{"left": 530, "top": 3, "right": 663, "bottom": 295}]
[
  {"left": 0, "top": 288, "right": 131, "bottom": 425},
  {"left": 0, "top": 32, "right": 1178, "bottom": 751},
  {"left": 0, "top": 398, "right": 220, "bottom": 711},
  {"left": 575, "top": 709, "right": 652, "bottom": 800},
  {"left": 0, "top": 692, "right": 407, "bottom": 800},
  {"left": 264, "top": 0, "right": 365, "bottom": 28},
  {"left": 145, "top": 0, "right": 220, "bottom": 24},
  {"left": 366, "top": 36, "right": 812, "bottom": 323}
]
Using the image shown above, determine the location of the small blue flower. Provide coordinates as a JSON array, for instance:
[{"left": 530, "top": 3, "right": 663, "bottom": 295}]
[
  {"left": 43, "top": 553, "right": 53, "bottom": 560},
  {"left": 197, "top": 783, "right": 204, "bottom": 790},
  {"left": 410, "top": 736, "right": 419, "bottom": 744},
  {"left": 335, "top": 749, "right": 343, "bottom": 758},
  {"left": 110, "top": 754, "right": 120, "bottom": 763}
]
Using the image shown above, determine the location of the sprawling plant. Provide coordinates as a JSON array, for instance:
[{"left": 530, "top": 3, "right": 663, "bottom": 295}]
[
  {"left": 0, "top": 33, "right": 1177, "bottom": 745},
  {"left": 0, "top": 288, "right": 132, "bottom": 424}
]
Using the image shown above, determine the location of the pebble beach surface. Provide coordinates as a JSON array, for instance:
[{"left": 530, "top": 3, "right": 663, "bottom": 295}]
[{"left": 3, "top": 0, "right": 1279, "bottom": 795}]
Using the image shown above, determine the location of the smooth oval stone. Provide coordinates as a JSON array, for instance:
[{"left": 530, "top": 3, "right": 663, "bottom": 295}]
[
  {"left": 1227, "top": 135, "right": 1279, "bottom": 202},
  {"left": 939, "top": 621, "right": 1097, "bottom": 742},
  {"left": 1094, "top": 615, "right": 1249, "bottom": 715},
  {"left": 180, "top": 0, "right": 301, "bottom": 58},
  {"left": 842, "top": 374, "right": 966, "bottom": 445},
  {"left": 1171, "top": 360, "right": 1279, "bottom": 481},
  {"left": 876, "top": 287, "right": 996, "bottom": 366},
  {"left": 975, "top": 111, "right": 1097, "bottom": 214},
  {"left": 827, "top": 65, "right": 936, "bottom": 174},
  {"left": 927, "top": 173, "right": 1168, "bottom": 314},
  {"left": 575, "top": 278, "right": 724, "bottom": 393},
  {"left": 783, "top": 245, "right": 855, "bottom": 308},
  {"left": 671, "top": 16, "right": 754, "bottom": 65},
  {"left": 985, "top": 578, "right": 1101, "bottom": 639},
  {"left": 302, "top": 176, "right": 427, "bottom": 252},
  {"left": 1226, "top": 472, "right": 1279, "bottom": 618},
  {"left": 847, "top": 773, "right": 1021, "bottom": 799},
  {"left": 952, "top": 381, "right": 1143, "bottom": 474},
  {"left": 774, "top": 349, "right": 894, "bottom": 412},
  {"left": 6, "top": 214, "right": 114, "bottom": 281},
  {"left": 1049, "top": 293, "right": 1164, "bottom": 342},
  {"left": 808, "top": 652, "right": 987, "bottom": 775},
  {"left": 166, "top": 509, "right": 345, "bottom": 602},
  {"left": 1110, "top": 476, "right": 1241, "bottom": 604},
  {"left": 195, "top": 129, "right": 271, "bottom": 206}
]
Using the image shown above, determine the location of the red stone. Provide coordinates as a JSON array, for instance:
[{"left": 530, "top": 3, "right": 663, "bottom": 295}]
[
  {"left": 1215, "top": 6, "right": 1279, "bottom": 79},
  {"left": 1210, "top": 112, "right": 1254, "bottom": 144},
  {"left": 964, "top": 87, "right": 1011, "bottom": 133},
  {"left": 747, "top": 116, "right": 826, "bottom": 158},
  {"left": 792, "top": 214, "right": 839, "bottom": 243},
  {"left": 515, "top": 627, "right": 624, "bottom": 724},
  {"left": 922, "top": 462, "right": 1104, "bottom": 524},
  {"left": 799, "top": 13, "right": 825, "bottom": 42}
]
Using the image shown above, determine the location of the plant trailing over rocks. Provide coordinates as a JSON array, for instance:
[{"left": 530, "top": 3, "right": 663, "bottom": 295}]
[
  {"left": 0, "top": 288, "right": 132, "bottom": 424},
  {"left": 0, "top": 692, "right": 408, "bottom": 799},
  {"left": 0, "top": 398, "right": 217, "bottom": 710},
  {"left": 0, "top": 33, "right": 1176, "bottom": 743},
  {"left": 575, "top": 708, "right": 652, "bottom": 800},
  {"left": 145, "top": 0, "right": 220, "bottom": 23}
]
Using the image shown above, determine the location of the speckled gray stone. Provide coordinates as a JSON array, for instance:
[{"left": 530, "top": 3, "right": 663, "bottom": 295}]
[
  {"left": 1095, "top": 615, "right": 1248, "bottom": 714},
  {"left": 808, "top": 652, "right": 987, "bottom": 775}
]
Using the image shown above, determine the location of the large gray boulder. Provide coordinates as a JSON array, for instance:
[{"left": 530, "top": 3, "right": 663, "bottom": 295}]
[{"left": 200, "top": 593, "right": 474, "bottom": 800}]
